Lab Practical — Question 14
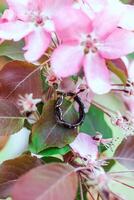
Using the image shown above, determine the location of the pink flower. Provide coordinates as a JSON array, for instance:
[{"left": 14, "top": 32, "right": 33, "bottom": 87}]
[
  {"left": 70, "top": 133, "right": 98, "bottom": 161},
  {"left": 0, "top": 0, "right": 73, "bottom": 62},
  {"left": 83, "top": 0, "right": 134, "bottom": 31},
  {"left": 18, "top": 93, "right": 41, "bottom": 113},
  {"left": 51, "top": 9, "right": 134, "bottom": 94},
  {"left": 0, "top": 8, "right": 16, "bottom": 44}
]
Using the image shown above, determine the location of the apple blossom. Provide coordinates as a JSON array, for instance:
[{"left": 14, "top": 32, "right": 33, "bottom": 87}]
[
  {"left": 70, "top": 132, "right": 113, "bottom": 163},
  {"left": 0, "top": 8, "right": 16, "bottom": 44},
  {"left": 0, "top": 0, "right": 73, "bottom": 61},
  {"left": 70, "top": 132, "right": 98, "bottom": 161},
  {"left": 82, "top": 0, "right": 134, "bottom": 30},
  {"left": 51, "top": 9, "right": 134, "bottom": 94},
  {"left": 17, "top": 93, "right": 41, "bottom": 113}
]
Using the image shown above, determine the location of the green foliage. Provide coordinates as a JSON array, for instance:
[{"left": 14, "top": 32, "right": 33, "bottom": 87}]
[
  {"left": 0, "top": 41, "right": 24, "bottom": 61},
  {"left": 80, "top": 105, "right": 112, "bottom": 138},
  {"left": 39, "top": 145, "right": 71, "bottom": 157}
]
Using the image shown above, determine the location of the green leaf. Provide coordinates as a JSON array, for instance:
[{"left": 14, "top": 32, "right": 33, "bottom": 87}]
[
  {"left": 107, "top": 60, "right": 127, "bottom": 84},
  {"left": 30, "top": 100, "right": 78, "bottom": 153},
  {"left": 0, "top": 1, "right": 7, "bottom": 13},
  {"left": 80, "top": 105, "right": 112, "bottom": 138},
  {"left": 127, "top": 52, "right": 134, "bottom": 60},
  {"left": 0, "top": 41, "right": 24, "bottom": 61},
  {"left": 39, "top": 146, "right": 71, "bottom": 157},
  {"left": 120, "top": 0, "right": 129, "bottom": 3},
  {"left": 41, "top": 156, "right": 62, "bottom": 163}
]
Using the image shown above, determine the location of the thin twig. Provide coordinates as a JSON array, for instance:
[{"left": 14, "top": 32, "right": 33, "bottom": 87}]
[
  {"left": 113, "top": 178, "right": 134, "bottom": 189},
  {"left": 79, "top": 175, "right": 84, "bottom": 200}
]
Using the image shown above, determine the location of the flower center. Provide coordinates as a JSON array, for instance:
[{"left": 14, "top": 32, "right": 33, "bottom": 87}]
[
  {"left": 81, "top": 35, "right": 98, "bottom": 54},
  {"left": 35, "top": 16, "right": 44, "bottom": 26}
]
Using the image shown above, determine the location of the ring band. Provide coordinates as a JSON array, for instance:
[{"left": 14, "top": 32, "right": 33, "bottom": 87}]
[{"left": 55, "top": 92, "right": 85, "bottom": 129}]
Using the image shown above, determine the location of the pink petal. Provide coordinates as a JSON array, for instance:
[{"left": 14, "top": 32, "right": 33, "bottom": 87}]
[
  {"left": 70, "top": 133, "right": 98, "bottom": 160},
  {"left": 119, "top": 5, "right": 134, "bottom": 31},
  {"left": 60, "top": 78, "right": 76, "bottom": 93},
  {"left": 0, "top": 21, "right": 33, "bottom": 41},
  {"left": 85, "top": 0, "right": 107, "bottom": 13},
  {"left": 84, "top": 53, "right": 111, "bottom": 94},
  {"left": 51, "top": 45, "right": 84, "bottom": 78},
  {"left": 23, "top": 28, "right": 51, "bottom": 62},
  {"left": 99, "top": 28, "right": 134, "bottom": 59},
  {"left": 54, "top": 8, "right": 91, "bottom": 42},
  {"left": 128, "top": 61, "right": 134, "bottom": 81},
  {"left": 92, "top": 8, "right": 121, "bottom": 40},
  {"left": 2, "top": 8, "right": 16, "bottom": 21},
  {"left": 44, "top": 0, "right": 73, "bottom": 16},
  {"left": 6, "top": 0, "right": 30, "bottom": 20}
]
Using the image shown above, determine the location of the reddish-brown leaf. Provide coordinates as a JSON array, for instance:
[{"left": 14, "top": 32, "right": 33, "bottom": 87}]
[
  {"left": 0, "top": 154, "right": 42, "bottom": 198},
  {"left": 0, "top": 56, "right": 10, "bottom": 71},
  {"left": 30, "top": 100, "right": 78, "bottom": 153},
  {"left": 115, "top": 136, "right": 134, "bottom": 169},
  {"left": 0, "top": 135, "right": 9, "bottom": 150},
  {"left": 0, "top": 61, "right": 43, "bottom": 106},
  {"left": 0, "top": 100, "right": 24, "bottom": 136},
  {"left": 12, "top": 163, "right": 78, "bottom": 200}
]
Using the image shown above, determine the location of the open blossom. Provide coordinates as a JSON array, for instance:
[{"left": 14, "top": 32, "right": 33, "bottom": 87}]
[
  {"left": 70, "top": 133, "right": 126, "bottom": 198},
  {"left": 0, "top": 8, "right": 16, "bottom": 44},
  {"left": 70, "top": 133, "right": 98, "bottom": 161},
  {"left": 18, "top": 93, "right": 41, "bottom": 113},
  {"left": 0, "top": 0, "right": 73, "bottom": 62},
  {"left": 51, "top": 9, "right": 134, "bottom": 94},
  {"left": 81, "top": 0, "right": 134, "bottom": 31}
]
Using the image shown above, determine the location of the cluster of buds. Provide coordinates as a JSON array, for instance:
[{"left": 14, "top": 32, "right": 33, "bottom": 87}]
[
  {"left": 43, "top": 66, "right": 61, "bottom": 87},
  {"left": 111, "top": 111, "right": 134, "bottom": 137}
]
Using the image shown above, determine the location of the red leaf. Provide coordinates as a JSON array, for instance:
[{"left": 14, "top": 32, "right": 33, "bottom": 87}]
[
  {"left": 0, "top": 61, "right": 43, "bottom": 106},
  {"left": 30, "top": 100, "right": 78, "bottom": 152},
  {"left": 0, "top": 154, "right": 42, "bottom": 198},
  {"left": 0, "top": 99, "right": 24, "bottom": 135},
  {"left": 115, "top": 136, "right": 134, "bottom": 169},
  {"left": 12, "top": 163, "right": 78, "bottom": 200}
]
